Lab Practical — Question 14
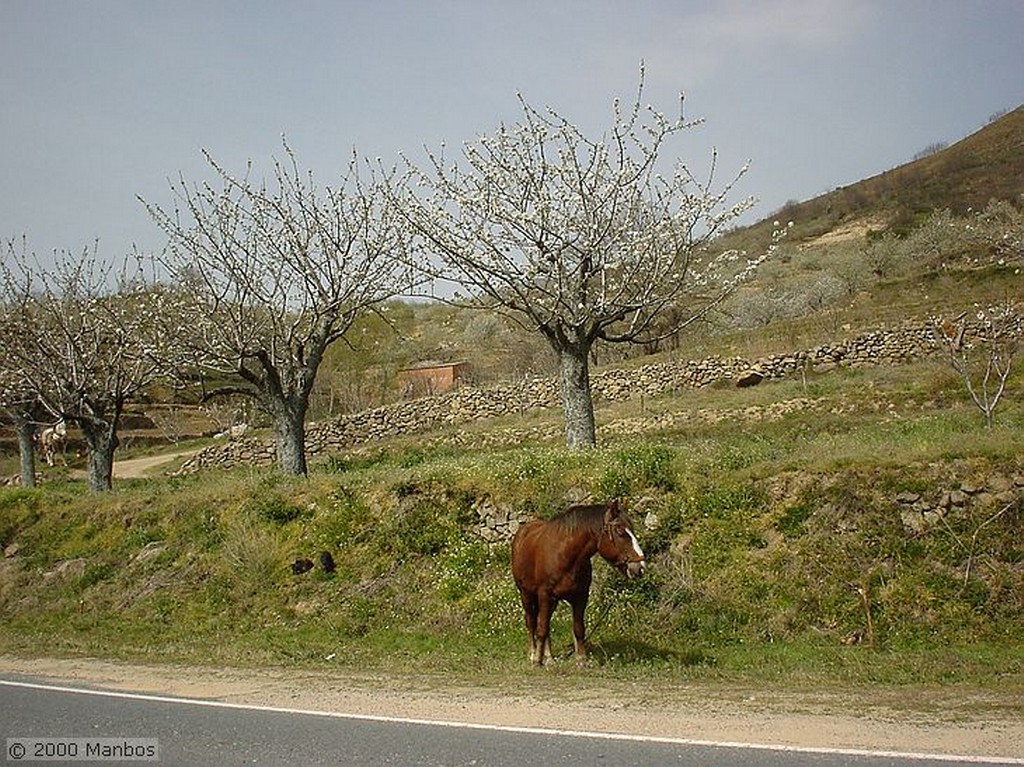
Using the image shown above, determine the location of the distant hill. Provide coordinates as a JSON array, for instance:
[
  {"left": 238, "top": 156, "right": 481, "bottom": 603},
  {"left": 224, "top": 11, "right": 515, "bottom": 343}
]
[{"left": 730, "top": 104, "right": 1024, "bottom": 249}]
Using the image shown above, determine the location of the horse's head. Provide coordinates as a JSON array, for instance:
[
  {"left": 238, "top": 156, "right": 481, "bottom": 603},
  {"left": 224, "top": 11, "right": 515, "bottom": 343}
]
[{"left": 598, "top": 500, "right": 646, "bottom": 579}]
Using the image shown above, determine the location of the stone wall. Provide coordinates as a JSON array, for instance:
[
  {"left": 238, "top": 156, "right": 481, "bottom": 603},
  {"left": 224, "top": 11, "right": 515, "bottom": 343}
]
[
  {"left": 172, "top": 320, "right": 956, "bottom": 475},
  {"left": 895, "top": 473, "right": 1023, "bottom": 536}
]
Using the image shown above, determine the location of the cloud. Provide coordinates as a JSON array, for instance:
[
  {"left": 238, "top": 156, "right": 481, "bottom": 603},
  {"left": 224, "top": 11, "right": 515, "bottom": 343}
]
[
  {"left": 699, "top": 0, "right": 874, "bottom": 47},
  {"left": 646, "top": 0, "right": 875, "bottom": 85}
]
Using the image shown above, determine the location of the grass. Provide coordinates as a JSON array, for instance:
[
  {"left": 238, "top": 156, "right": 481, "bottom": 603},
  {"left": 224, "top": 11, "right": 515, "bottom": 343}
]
[{"left": 1, "top": 355, "right": 1022, "bottom": 701}]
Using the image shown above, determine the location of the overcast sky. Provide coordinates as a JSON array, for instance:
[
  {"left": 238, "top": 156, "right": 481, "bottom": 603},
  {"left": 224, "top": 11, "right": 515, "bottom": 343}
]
[{"left": 2, "top": 0, "right": 1022, "bottom": 265}]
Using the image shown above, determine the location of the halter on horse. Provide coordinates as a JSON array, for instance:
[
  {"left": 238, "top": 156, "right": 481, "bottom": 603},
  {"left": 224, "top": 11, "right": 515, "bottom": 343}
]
[{"left": 511, "top": 499, "right": 646, "bottom": 667}]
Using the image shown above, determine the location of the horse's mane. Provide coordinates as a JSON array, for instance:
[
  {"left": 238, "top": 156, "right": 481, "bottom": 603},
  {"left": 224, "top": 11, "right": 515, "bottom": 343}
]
[{"left": 546, "top": 503, "right": 612, "bottom": 534}]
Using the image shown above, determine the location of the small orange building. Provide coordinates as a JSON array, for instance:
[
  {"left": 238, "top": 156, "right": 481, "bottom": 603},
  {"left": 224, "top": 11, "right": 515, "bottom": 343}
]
[{"left": 397, "top": 361, "right": 473, "bottom": 398}]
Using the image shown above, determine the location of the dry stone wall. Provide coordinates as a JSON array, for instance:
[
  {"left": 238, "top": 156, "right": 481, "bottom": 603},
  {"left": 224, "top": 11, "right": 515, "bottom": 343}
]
[
  {"left": 895, "top": 473, "right": 1024, "bottom": 535},
  {"left": 173, "top": 320, "right": 953, "bottom": 475}
]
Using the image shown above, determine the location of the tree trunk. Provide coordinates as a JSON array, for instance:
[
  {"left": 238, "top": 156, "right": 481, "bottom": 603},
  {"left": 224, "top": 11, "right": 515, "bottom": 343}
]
[
  {"left": 80, "top": 418, "right": 118, "bottom": 492},
  {"left": 15, "top": 417, "right": 36, "bottom": 488},
  {"left": 272, "top": 406, "right": 308, "bottom": 476},
  {"left": 557, "top": 346, "right": 597, "bottom": 448}
]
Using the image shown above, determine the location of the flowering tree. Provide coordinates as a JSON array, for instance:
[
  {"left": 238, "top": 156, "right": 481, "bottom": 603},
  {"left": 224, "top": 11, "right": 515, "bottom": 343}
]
[
  {"left": 970, "top": 197, "right": 1024, "bottom": 264},
  {"left": 0, "top": 240, "right": 171, "bottom": 491},
  {"left": 144, "top": 145, "right": 417, "bottom": 475},
  {"left": 397, "top": 70, "right": 767, "bottom": 447},
  {"left": 0, "top": 380, "right": 43, "bottom": 487}
]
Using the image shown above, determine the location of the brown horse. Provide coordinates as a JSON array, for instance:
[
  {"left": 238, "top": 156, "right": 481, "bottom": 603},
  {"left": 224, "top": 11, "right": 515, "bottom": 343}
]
[{"left": 511, "top": 499, "right": 646, "bottom": 666}]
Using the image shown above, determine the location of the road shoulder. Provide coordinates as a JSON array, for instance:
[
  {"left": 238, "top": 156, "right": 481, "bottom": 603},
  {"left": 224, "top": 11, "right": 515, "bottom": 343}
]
[{"left": 1, "top": 655, "right": 1021, "bottom": 761}]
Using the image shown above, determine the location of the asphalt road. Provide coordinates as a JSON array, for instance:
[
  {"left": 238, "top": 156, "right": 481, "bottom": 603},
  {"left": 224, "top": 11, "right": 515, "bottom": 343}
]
[{"left": 1, "top": 677, "right": 1018, "bottom": 767}]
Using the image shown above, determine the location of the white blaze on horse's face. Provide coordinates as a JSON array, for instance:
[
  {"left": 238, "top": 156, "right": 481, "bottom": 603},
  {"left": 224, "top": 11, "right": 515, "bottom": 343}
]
[{"left": 625, "top": 528, "right": 646, "bottom": 579}]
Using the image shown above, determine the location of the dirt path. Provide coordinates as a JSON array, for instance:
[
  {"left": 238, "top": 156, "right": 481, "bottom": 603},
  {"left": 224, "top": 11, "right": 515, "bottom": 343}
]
[
  {"left": 1, "top": 656, "right": 1021, "bottom": 761},
  {"left": 109, "top": 450, "right": 200, "bottom": 479},
  {"left": 61, "top": 449, "right": 199, "bottom": 482}
]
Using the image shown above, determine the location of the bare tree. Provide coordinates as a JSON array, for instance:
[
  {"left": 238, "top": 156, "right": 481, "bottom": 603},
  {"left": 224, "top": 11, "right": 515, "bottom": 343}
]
[
  {"left": 1, "top": 240, "right": 171, "bottom": 491},
  {"left": 932, "top": 302, "right": 1022, "bottom": 429},
  {"left": 397, "top": 69, "right": 770, "bottom": 447},
  {"left": 143, "top": 144, "right": 416, "bottom": 475}
]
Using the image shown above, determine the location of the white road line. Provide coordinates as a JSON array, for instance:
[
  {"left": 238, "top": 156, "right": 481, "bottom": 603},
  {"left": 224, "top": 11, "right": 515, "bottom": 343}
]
[{"left": 2, "top": 678, "right": 1021, "bottom": 765}]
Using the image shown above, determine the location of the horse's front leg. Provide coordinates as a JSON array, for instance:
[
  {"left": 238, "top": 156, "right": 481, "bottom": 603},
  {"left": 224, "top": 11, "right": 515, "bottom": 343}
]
[{"left": 570, "top": 593, "right": 589, "bottom": 663}]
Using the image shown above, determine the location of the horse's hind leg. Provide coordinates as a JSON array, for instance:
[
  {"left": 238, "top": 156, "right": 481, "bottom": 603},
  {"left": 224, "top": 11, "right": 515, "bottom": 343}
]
[
  {"left": 535, "top": 595, "right": 555, "bottom": 666},
  {"left": 519, "top": 591, "right": 540, "bottom": 665}
]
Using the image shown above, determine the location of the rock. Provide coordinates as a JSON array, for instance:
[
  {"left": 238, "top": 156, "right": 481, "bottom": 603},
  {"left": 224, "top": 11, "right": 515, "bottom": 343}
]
[
  {"left": 900, "top": 510, "right": 927, "bottom": 534},
  {"left": 478, "top": 526, "right": 501, "bottom": 543},
  {"left": 318, "top": 551, "right": 336, "bottom": 574},
  {"left": 987, "top": 475, "right": 1014, "bottom": 494},
  {"left": 895, "top": 491, "right": 921, "bottom": 504},
  {"left": 4, "top": 543, "right": 20, "bottom": 558},
  {"left": 994, "top": 490, "right": 1018, "bottom": 507},
  {"left": 735, "top": 369, "right": 764, "bottom": 388},
  {"left": 132, "top": 541, "right": 167, "bottom": 564},
  {"left": 45, "top": 558, "right": 87, "bottom": 581}
]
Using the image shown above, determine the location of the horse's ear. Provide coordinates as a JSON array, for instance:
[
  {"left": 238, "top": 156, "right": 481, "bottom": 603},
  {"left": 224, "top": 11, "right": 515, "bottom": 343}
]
[{"left": 605, "top": 499, "right": 620, "bottom": 523}]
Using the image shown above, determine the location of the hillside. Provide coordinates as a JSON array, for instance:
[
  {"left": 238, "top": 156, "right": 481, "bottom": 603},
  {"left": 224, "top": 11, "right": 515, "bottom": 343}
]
[
  {"left": 723, "top": 104, "right": 1024, "bottom": 252},
  {"left": 1, "top": 357, "right": 1022, "bottom": 686}
]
